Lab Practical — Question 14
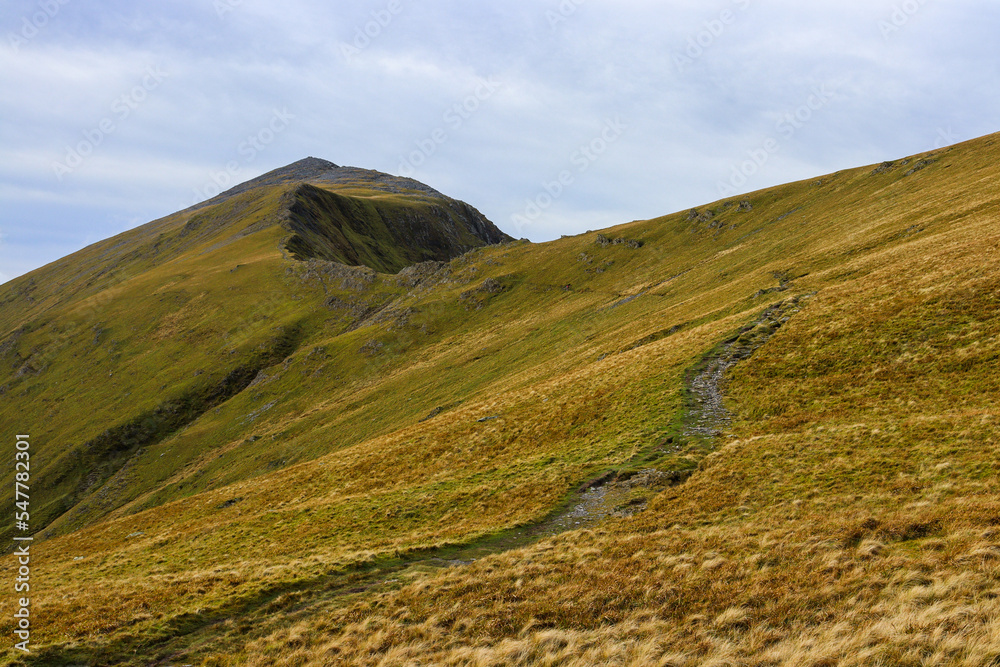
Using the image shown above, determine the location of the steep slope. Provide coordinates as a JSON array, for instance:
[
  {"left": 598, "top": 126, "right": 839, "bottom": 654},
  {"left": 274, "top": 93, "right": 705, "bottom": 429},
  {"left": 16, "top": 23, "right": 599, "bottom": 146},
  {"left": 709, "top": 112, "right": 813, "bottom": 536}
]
[
  {"left": 282, "top": 182, "right": 507, "bottom": 272},
  {"left": 0, "top": 162, "right": 509, "bottom": 546},
  {"left": 1, "top": 133, "right": 999, "bottom": 665}
]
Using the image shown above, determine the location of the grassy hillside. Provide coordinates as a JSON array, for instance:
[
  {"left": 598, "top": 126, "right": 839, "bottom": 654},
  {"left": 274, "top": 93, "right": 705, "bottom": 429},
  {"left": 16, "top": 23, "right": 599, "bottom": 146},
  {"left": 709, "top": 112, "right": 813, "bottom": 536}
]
[{"left": 1, "top": 134, "right": 999, "bottom": 665}]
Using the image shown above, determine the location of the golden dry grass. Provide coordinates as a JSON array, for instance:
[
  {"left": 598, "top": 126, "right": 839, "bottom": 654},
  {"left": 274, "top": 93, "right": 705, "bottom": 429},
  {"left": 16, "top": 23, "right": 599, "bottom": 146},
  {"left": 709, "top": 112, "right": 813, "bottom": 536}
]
[{"left": 2, "top": 134, "right": 1000, "bottom": 664}]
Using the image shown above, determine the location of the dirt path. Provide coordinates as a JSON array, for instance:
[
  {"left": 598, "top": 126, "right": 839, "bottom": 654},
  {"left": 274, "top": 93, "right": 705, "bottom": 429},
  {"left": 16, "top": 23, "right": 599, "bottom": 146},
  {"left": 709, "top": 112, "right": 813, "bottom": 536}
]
[
  {"left": 685, "top": 294, "right": 812, "bottom": 439},
  {"left": 148, "top": 295, "right": 815, "bottom": 666},
  {"left": 443, "top": 295, "right": 817, "bottom": 551}
]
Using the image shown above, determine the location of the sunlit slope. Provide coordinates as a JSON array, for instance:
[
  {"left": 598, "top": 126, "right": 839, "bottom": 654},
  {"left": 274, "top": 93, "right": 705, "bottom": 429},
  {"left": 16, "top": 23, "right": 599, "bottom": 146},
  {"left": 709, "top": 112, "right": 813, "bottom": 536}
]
[
  {"left": 264, "top": 138, "right": 1000, "bottom": 666},
  {"left": 0, "top": 133, "right": 998, "bottom": 665}
]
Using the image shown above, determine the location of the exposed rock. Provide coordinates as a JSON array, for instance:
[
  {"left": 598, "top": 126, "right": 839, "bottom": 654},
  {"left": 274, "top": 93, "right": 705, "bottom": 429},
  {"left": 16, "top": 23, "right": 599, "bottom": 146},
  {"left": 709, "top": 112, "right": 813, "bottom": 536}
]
[
  {"left": 872, "top": 161, "right": 896, "bottom": 175},
  {"left": 395, "top": 261, "right": 448, "bottom": 288},
  {"left": 282, "top": 182, "right": 511, "bottom": 274},
  {"left": 595, "top": 234, "right": 643, "bottom": 249},
  {"left": 610, "top": 468, "right": 692, "bottom": 490},
  {"left": 904, "top": 159, "right": 935, "bottom": 176},
  {"left": 459, "top": 275, "right": 513, "bottom": 310}
]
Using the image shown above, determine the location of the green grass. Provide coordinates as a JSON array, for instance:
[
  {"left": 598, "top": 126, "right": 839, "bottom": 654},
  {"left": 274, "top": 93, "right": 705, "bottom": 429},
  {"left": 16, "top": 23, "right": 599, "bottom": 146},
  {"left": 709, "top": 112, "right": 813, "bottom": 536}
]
[{"left": 2, "top": 133, "right": 999, "bottom": 664}]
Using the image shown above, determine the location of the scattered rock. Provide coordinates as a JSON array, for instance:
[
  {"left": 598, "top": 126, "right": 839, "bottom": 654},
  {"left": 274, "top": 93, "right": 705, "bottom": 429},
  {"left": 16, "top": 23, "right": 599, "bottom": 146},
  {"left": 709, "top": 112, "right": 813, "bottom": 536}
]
[
  {"left": 619, "top": 322, "right": 686, "bottom": 351},
  {"left": 477, "top": 415, "right": 501, "bottom": 422},
  {"left": 753, "top": 286, "right": 788, "bottom": 298},
  {"left": 217, "top": 497, "right": 243, "bottom": 509},
  {"left": 395, "top": 261, "right": 448, "bottom": 288},
  {"left": 577, "top": 470, "right": 617, "bottom": 493},
  {"left": 248, "top": 370, "right": 272, "bottom": 388},
  {"left": 737, "top": 200, "right": 753, "bottom": 211},
  {"left": 15, "top": 362, "right": 40, "bottom": 378},
  {"left": 478, "top": 277, "right": 506, "bottom": 293},
  {"left": 904, "top": 159, "right": 935, "bottom": 176},
  {"left": 611, "top": 468, "right": 692, "bottom": 490},
  {"left": 606, "top": 292, "right": 646, "bottom": 311},
  {"left": 595, "top": 234, "right": 643, "bottom": 249},
  {"left": 303, "top": 259, "right": 377, "bottom": 292},
  {"left": 420, "top": 407, "right": 443, "bottom": 422},
  {"left": 872, "top": 161, "right": 895, "bottom": 175},
  {"left": 459, "top": 275, "right": 513, "bottom": 310},
  {"left": 777, "top": 208, "right": 803, "bottom": 221}
]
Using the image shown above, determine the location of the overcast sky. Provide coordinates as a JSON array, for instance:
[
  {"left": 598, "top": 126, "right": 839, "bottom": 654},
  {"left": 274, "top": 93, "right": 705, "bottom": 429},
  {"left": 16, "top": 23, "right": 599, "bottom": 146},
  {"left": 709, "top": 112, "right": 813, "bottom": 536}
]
[{"left": 1, "top": 0, "right": 997, "bottom": 284}]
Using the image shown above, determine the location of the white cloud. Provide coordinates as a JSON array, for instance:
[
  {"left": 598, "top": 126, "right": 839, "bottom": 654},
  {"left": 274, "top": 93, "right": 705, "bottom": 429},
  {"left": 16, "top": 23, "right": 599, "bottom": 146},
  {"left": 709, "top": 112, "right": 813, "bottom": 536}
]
[{"left": 0, "top": 0, "right": 998, "bottom": 281}]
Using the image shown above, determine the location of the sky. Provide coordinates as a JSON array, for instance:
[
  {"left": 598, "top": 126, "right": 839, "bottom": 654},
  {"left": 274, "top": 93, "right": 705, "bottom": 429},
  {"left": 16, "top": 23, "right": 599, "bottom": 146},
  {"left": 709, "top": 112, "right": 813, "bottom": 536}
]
[{"left": 1, "top": 0, "right": 998, "bottom": 284}]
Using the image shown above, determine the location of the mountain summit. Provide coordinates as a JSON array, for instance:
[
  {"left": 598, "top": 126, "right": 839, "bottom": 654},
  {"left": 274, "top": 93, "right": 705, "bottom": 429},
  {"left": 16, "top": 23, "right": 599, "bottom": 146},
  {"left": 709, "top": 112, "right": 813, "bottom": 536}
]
[
  {"left": 1, "top": 159, "right": 513, "bottom": 318},
  {"left": 190, "top": 158, "right": 513, "bottom": 273},
  {"left": 209, "top": 157, "right": 451, "bottom": 201}
]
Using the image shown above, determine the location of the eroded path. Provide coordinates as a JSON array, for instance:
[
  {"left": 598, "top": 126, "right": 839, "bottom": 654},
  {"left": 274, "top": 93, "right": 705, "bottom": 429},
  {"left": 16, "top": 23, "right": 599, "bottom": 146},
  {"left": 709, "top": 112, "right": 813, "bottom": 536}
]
[
  {"left": 144, "top": 296, "right": 815, "bottom": 666},
  {"left": 685, "top": 295, "right": 812, "bottom": 438},
  {"left": 492, "top": 294, "right": 816, "bottom": 540}
]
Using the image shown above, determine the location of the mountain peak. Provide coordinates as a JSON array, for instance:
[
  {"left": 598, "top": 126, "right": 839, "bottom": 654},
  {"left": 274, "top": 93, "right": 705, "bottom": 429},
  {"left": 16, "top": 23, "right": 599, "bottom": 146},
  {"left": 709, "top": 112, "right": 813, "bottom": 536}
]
[
  {"left": 197, "top": 157, "right": 452, "bottom": 208},
  {"left": 282, "top": 156, "right": 341, "bottom": 173}
]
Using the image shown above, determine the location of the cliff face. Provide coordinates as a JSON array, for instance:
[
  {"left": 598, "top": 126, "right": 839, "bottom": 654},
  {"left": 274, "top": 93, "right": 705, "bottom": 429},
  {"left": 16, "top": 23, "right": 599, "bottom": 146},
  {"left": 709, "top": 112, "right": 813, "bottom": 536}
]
[{"left": 282, "top": 182, "right": 510, "bottom": 273}]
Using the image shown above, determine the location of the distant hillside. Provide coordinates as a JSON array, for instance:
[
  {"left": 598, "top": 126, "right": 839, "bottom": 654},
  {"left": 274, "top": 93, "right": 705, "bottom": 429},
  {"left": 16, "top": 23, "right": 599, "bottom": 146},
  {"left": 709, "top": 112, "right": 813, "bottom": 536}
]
[{"left": 1, "top": 133, "right": 999, "bottom": 666}]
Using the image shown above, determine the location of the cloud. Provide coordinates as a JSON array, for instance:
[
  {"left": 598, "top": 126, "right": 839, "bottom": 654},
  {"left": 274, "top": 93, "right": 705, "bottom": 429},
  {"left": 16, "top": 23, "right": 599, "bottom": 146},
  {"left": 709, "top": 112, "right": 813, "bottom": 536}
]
[{"left": 1, "top": 0, "right": 998, "bottom": 282}]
